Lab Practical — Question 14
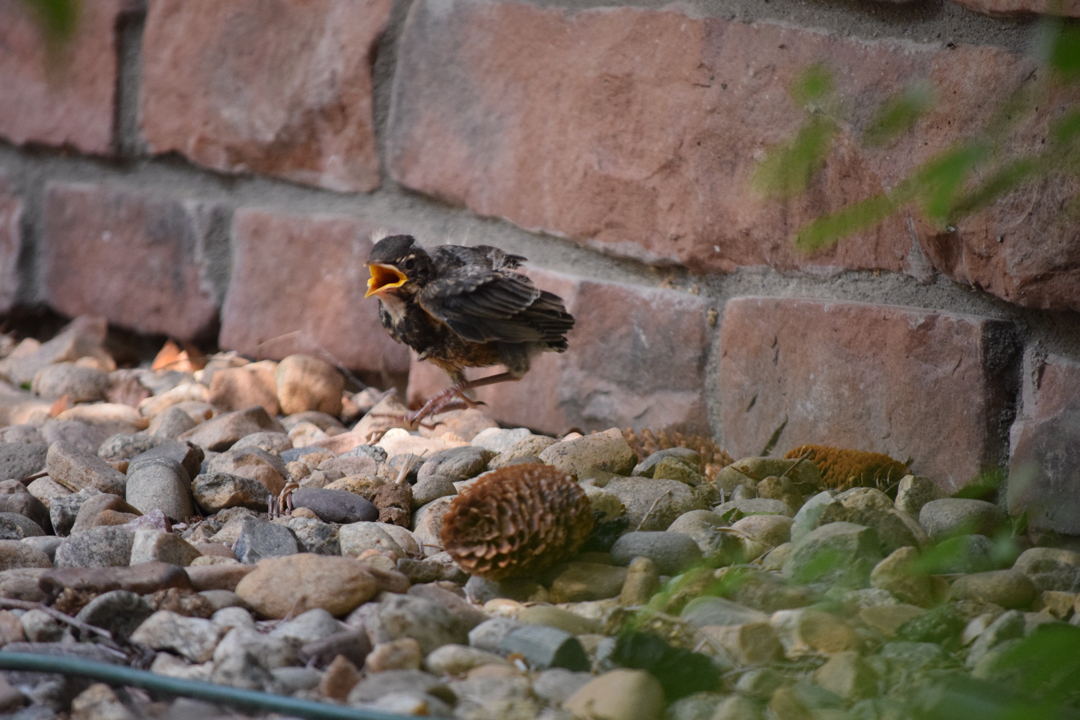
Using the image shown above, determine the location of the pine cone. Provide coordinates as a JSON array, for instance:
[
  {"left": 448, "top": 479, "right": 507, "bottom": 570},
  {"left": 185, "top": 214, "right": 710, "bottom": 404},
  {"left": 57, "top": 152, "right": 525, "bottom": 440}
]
[
  {"left": 784, "top": 444, "right": 909, "bottom": 495},
  {"left": 440, "top": 464, "right": 594, "bottom": 580}
]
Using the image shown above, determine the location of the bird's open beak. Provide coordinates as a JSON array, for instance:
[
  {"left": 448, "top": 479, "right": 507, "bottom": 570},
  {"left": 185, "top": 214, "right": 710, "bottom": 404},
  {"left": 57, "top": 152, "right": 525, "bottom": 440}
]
[{"left": 365, "top": 263, "right": 408, "bottom": 298}]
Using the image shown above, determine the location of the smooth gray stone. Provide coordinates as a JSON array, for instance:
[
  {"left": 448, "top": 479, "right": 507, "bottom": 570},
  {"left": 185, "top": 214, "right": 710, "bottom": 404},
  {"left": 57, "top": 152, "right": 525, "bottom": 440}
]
[{"left": 498, "top": 625, "right": 590, "bottom": 671}]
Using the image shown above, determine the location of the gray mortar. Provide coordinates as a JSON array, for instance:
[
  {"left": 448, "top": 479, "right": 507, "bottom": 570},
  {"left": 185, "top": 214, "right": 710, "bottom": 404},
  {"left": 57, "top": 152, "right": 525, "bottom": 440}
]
[{"left": 0, "top": 0, "right": 1075, "bottom": 448}]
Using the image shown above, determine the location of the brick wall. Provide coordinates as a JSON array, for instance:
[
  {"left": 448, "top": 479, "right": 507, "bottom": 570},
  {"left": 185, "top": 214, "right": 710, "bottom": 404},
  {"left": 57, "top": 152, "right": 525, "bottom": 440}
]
[{"left": 2, "top": 0, "right": 1079, "bottom": 534}]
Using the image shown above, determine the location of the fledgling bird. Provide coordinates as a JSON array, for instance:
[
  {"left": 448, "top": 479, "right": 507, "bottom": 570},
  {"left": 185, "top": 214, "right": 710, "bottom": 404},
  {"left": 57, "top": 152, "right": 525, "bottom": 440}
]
[{"left": 365, "top": 234, "right": 575, "bottom": 423}]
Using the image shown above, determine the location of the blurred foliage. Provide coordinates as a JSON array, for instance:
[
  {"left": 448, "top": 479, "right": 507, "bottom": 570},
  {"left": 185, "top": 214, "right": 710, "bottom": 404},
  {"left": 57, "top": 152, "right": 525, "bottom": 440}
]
[
  {"left": 754, "top": 18, "right": 1080, "bottom": 252},
  {"left": 19, "top": 0, "right": 80, "bottom": 48}
]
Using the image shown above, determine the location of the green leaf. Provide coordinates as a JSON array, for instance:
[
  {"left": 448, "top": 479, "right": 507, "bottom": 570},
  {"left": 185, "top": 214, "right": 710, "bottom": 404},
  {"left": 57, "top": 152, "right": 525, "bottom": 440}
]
[
  {"left": 752, "top": 115, "right": 838, "bottom": 199},
  {"left": 864, "top": 81, "right": 936, "bottom": 147},
  {"left": 19, "top": 0, "right": 80, "bottom": 45},
  {"left": 791, "top": 64, "right": 835, "bottom": 107},
  {"left": 1045, "top": 22, "right": 1080, "bottom": 80},
  {"left": 793, "top": 192, "right": 898, "bottom": 251},
  {"left": 914, "top": 143, "right": 989, "bottom": 223}
]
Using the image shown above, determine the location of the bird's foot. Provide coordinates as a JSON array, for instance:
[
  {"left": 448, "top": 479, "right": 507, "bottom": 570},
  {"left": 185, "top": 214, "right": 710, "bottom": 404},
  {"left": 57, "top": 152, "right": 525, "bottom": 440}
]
[{"left": 405, "top": 386, "right": 486, "bottom": 428}]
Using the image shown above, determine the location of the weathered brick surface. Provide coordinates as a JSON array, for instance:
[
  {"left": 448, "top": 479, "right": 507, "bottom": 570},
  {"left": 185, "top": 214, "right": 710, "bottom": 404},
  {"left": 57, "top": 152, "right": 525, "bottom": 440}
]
[
  {"left": 719, "top": 297, "right": 1019, "bottom": 492},
  {"left": 219, "top": 209, "right": 410, "bottom": 377},
  {"left": 408, "top": 268, "right": 714, "bottom": 435},
  {"left": 42, "top": 183, "right": 222, "bottom": 341},
  {"left": 0, "top": 0, "right": 125, "bottom": 153},
  {"left": 950, "top": 0, "right": 1080, "bottom": 17},
  {"left": 1007, "top": 355, "right": 1080, "bottom": 534},
  {"left": 389, "top": 0, "right": 1080, "bottom": 309},
  {"left": 0, "top": 174, "right": 22, "bottom": 312},
  {"left": 141, "top": 0, "right": 391, "bottom": 193}
]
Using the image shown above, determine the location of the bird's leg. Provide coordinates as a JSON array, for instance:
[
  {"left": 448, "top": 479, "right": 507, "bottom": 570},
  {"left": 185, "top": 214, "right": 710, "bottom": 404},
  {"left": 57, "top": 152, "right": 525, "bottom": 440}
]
[{"left": 407, "top": 371, "right": 520, "bottom": 426}]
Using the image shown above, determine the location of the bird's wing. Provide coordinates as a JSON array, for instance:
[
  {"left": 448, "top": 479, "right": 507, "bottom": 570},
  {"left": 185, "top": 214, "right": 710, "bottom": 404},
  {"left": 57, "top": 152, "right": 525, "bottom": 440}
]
[{"left": 418, "top": 266, "right": 549, "bottom": 344}]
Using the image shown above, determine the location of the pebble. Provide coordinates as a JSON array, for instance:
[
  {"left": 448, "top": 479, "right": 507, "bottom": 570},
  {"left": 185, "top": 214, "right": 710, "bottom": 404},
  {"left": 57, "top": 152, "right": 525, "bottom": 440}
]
[
  {"left": 339, "top": 521, "right": 406, "bottom": 558},
  {"left": 364, "top": 593, "right": 472, "bottom": 654},
  {"left": 69, "top": 493, "right": 140, "bottom": 534},
  {"left": 610, "top": 531, "right": 703, "bottom": 575},
  {"left": 179, "top": 406, "right": 285, "bottom": 452},
  {"left": 516, "top": 606, "right": 602, "bottom": 635},
  {"left": 949, "top": 569, "right": 1037, "bottom": 609},
  {"left": 45, "top": 441, "right": 126, "bottom": 495},
  {"left": 471, "top": 427, "right": 534, "bottom": 455},
  {"left": 858, "top": 604, "right": 926, "bottom": 638},
  {"left": 125, "top": 457, "right": 193, "bottom": 522},
  {"left": 918, "top": 498, "right": 1007, "bottom": 541},
  {"left": 702, "top": 621, "right": 783, "bottom": 665},
  {"left": 0, "top": 442, "right": 48, "bottom": 482},
  {"left": 547, "top": 561, "right": 629, "bottom": 603},
  {"left": 499, "top": 624, "right": 590, "bottom": 671},
  {"left": 731, "top": 514, "right": 794, "bottom": 547},
  {"left": 563, "top": 669, "right": 665, "bottom": 720},
  {"left": 131, "top": 438, "right": 204, "bottom": 480},
  {"left": 41, "top": 419, "right": 110, "bottom": 453},
  {"left": 771, "top": 608, "right": 862, "bottom": 657},
  {"left": 148, "top": 405, "right": 198, "bottom": 438},
  {"left": 207, "top": 363, "right": 280, "bottom": 416},
  {"left": 208, "top": 446, "right": 288, "bottom": 496},
  {"left": 424, "top": 644, "right": 510, "bottom": 675},
  {"left": 38, "top": 561, "right": 192, "bottom": 596},
  {"left": 665, "top": 510, "right": 742, "bottom": 566},
  {"left": 54, "top": 526, "right": 134, "bottom": 568},
  {"left": 191, "top": 472, "right": 271, "bottom": 513},
  {"left": 468, "top": 617, "right": 524, "bottom": 652},
  {"left": 870, "top": 546, "right": 936, "bottom": 607},
  {"left": 74, "top": 590, "right": 155, "bottom": 641},
  {"left": 275, "top": 355, "right": 345, "bottom": 416},
  {"left": 784, "top": 521, "right": 884, "bottom": 588},
  {"left": 11, "top": 537, "right": 59, "bottom": 566},
  {"left": 269, "top": 608, "right": 347, "bottom": 645},
  {"left": 0, "top": 490, "right": 52, "bottom": 534},
  {"left": 598, "top": 476, "right": 705, "bottom": 531},
  {"left": 291, "top": 487, "right": 378, "bottom": 524},
  {"left": 233, "top": 554, "right": 375, "bottom": 619},
  {"left": 365, "top": 637, "right": 424, "bottom": 672},
  {"left": 129, "top": 528, "right": 201, "bottom": 566},
  {"left": 411, "top": 496, "right": 456, "bottom": 556},
  {"left": 619, "top": 556, "right": 660, "bottom": 607},
  {"left": 233, "top": 518, "right": 299, "bottom": 564},
  {"left": 894, "top": 475, "right": 947, "bottom": 517},
  {"left": 131, "top": 610, "right": 224, "bottom": 662},
  {"left": 538, "top": 428, "right": 637, "bottom": 478},
  {"left": 813, "top": 651, "right": 878, "bottom": 700},
  {"left": 0, "top": 512, "right": 44, "bottom": 540},
  {"left": 1011, "top": 547, "right": 1080, "bottom": 593},
  {"left": 419, "top": 446, "right": 490, "bottom": 482},
  {"left": 347, "top": 669, "right": 455, "bottom": 706},
  {"left": 410, "top": 474, "right": 457, "bottom": 508},
  {"left": 922, "top": 533, "right": 1001, "bottom": 574},
  {"left": 681, "top": 596, "right": 769, "bottom": 627},
  {"left": 288, "top": 516, "right": 340, "bottom": 555}
]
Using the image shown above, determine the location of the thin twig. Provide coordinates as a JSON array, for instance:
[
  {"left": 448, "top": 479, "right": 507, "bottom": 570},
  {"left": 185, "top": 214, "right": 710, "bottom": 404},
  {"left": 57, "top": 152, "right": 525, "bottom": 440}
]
[
  {"left": 635, "top": 490, "right": 672, "bottom": 532},
  {"left": 0, "top": 598, "right": 114, "bottom": 643}
]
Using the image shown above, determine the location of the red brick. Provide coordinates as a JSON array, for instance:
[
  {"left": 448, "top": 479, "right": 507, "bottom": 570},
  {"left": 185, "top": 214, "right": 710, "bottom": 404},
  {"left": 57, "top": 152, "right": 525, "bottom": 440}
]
[
  {"left": 1007, "top": 355, "right": 1080, "bottom": 534},
  {"left": 42, "top": 183, "right": 221, "bottom": 341},
  {"left": 950, "top": 0, "right": 1080, "bottom": 16},
  {"left": 408, "top": 268, "right": 713, "bottom": 435},
  {"left": 219, "top": 209, "right": 410, "bottom": 378},
  {"left": 719, "top": 297, "right": 1018, "bottom": 492},
  {"left": 0, "top": 174, "right": 23, "bottom": 312},
  {"left": 389, "top": 1, "right": 1080, "bottom": 309},
  {"left": 141, "top": 0, "right": 391, "bottom": 193},
  {"left": 0, "top": 0, "right": 125, "bottom": 153}
]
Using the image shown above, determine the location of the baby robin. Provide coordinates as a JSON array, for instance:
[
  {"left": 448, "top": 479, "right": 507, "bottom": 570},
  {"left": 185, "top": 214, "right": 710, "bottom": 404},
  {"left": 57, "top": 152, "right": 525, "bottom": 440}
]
[{"left": 365, "top": 234, "right": 575, "bottom": 424}]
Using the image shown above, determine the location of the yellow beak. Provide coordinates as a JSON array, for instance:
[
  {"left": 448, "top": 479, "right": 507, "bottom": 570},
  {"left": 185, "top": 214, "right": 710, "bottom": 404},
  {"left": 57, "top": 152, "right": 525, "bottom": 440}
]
[{"left": 365, "top": 263, "right": 408, "bottom": 298}]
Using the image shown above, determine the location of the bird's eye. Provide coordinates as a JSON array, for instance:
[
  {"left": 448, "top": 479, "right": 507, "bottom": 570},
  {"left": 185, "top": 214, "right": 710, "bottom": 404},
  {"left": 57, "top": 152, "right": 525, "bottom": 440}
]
[{"left": 403, "top": 257, "right": 416, "bottom": 271}]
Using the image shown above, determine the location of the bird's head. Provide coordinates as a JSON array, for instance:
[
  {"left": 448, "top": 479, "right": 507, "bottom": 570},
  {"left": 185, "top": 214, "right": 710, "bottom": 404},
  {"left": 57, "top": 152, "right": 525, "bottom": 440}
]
[{"left": 365, "top": 234, "right": 434, "bottom": 299}]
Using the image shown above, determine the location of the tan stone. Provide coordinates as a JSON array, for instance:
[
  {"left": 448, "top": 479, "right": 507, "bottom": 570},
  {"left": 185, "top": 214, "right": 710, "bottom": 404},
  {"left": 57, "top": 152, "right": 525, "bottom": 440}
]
[
  {"left": 275, "top": 354, "right": 344, "bottom": 416},
  {"left": 563, "top": 669, "right": 664, "bottom": 720},
  {"left": 141, "top": 0, "right": 391, "bottom": 192},
  {"left": 208, "top": 362, "right": 280, "bottom": 415},
  {"left": 700, "top": 622, "right": 784, "bottom": 665},
  {"left": 0, "top": 1, "right": 124, "bottom": 153},
  {"left": 219, "top": 209, "right": 410, "bottom": 377},
  {"left": 235, "top": 554, "right": 378, "bottom": 618},
  {"left": 813, "top": 651, "right": 878, "bottom": 700},
  {"left": 771, "top": 608, "right": 861, "bottom": 657},
  {"left": 42, "top": 184, "right": 221, "bottom": 341},
  {"left": 318, "top": 654, "right": 362, "bottom": 701},
  {"left": 408, "top": 268, "right": 713, "bottom": 435},
  {"left": 858, "top": 604, "right": 926, "bottom": 638},
  {"left": 720, "top": 298, "right": 1018, "bottom": 492}
]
